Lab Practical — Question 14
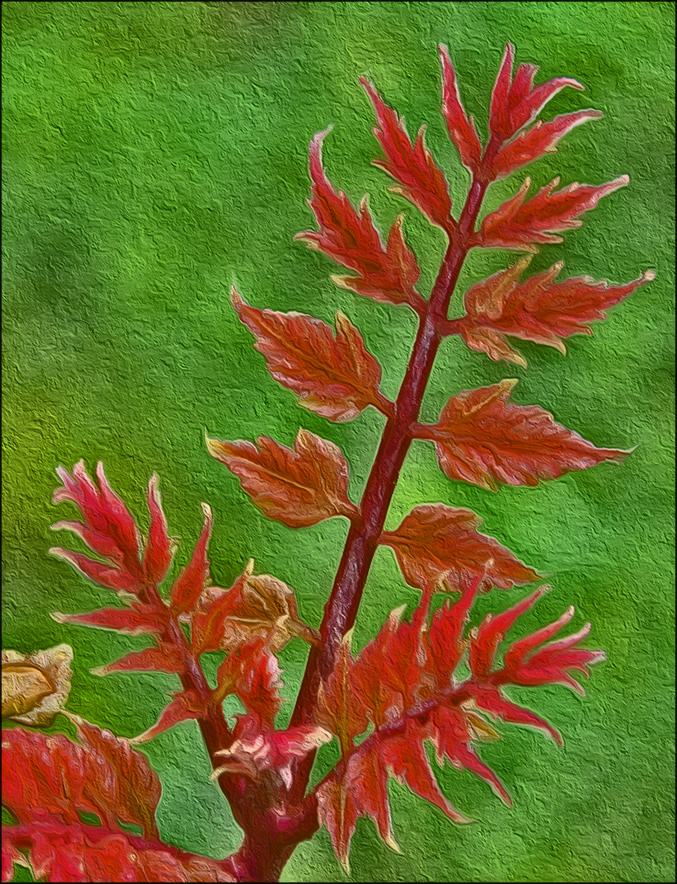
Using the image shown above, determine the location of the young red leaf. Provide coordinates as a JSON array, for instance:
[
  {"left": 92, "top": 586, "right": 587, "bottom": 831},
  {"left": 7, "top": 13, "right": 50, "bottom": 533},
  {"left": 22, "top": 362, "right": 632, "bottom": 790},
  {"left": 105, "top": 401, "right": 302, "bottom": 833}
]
[
  {"left": 294, "top": 128, "right": 423, "bottom": 309},
  {"left": 52, "top": 603, "right": 168, "bottom": 635},
  {"left": 383, "top": 721, "right": 472, "bottom": 825},
  {"left": 419, "top": 379, "right": 631, "bottom": 490},
  {"left": 439, "top": 44, "right": 483, "bottom": 175},
  {"left": 169, "top": 503, "right": 212, "bottom": 616},
  {"left": 131, "top": 689, "right": 207, "bottom": 744},
  {"left": 317, "top": 631, "right": 369, "bottom": 754},
  {"left": 53, "top": 461, "right": 143, "bottom": 583},
  {"left": 468, "top": 683, "right": 563, "bottom": 745},
  {"left": 380, "top": 504, "right": 540, "bottom": 591},
  {"left": 360, "top": 77, "right": 456, "bottom": 235},
  {"left": 211, "top": 715, "right": 330, "bottom": 789},
  {"left": 491, "top": 110, "right": 603, "bottom": 179},
  {"left": 469, "top": 587, "right": 548, "bottom": 679},
  {"left": 71, "top": 716, "right": 162, "bottom": 840},
  {"left": 426, "top": 574, "right": 482, "bottom": 689},
  {"left": 501, "top": 613, "right": 606, "bottom": 695},
  {"left": 190, "top": 569, "right": 246, "bottom": 656},
  {"left": 49, "top": 546, "right": 139, "bottom": 594},
  {"left": 459, "top": 256, "right": 654, "bottom": 365},
  {"left": 207, "top": 428, "right": 359, "bottom": 528},
  {"left": 488, "top": 43, "right": 584, "bottom": 146},
  {"left": 3, "top": 820, "right": 236, "bottom": 883},
  {"left": 428, "top": 706, "right": 512, "bottom": 806},
  {"left": 475, "top": 175, "right": 629, "bottom": 252},
  {"left": 143, "top": 475, "right": 174, "bottom": 585},
  {"left": 214, "top": 637, "right": 283, "bottom": 727},
  {"left": 232, "top": 290, "right": 388, "bottom": 421},
  {"left": 91, "top": 642, "right": 185, "bottom": 677}
]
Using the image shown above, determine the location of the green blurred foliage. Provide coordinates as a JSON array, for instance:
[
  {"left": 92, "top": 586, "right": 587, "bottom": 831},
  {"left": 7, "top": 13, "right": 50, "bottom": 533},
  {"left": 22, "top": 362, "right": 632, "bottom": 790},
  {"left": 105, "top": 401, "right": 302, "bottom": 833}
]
[{"left": 3, "top": 2, "right": 674, "bottom": 881}]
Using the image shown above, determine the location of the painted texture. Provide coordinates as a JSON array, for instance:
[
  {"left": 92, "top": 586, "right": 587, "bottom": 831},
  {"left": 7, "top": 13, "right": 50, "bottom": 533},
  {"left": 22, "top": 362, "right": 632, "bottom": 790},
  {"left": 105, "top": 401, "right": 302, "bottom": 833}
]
[{"left": 2, "top": 2, "right": 674, "bottom": 881}]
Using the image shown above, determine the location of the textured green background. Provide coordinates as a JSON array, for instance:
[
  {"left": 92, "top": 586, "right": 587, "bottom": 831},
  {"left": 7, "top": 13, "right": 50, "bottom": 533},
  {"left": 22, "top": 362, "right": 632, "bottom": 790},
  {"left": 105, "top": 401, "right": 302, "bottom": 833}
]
[{"left": 3, "top": 2, "right": 675, "bottom": 882}]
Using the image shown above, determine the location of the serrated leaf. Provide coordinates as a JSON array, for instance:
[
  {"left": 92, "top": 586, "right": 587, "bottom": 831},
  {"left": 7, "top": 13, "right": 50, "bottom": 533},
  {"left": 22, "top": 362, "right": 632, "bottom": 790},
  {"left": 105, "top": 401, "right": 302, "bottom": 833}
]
[
  {"left": 294, "top": 128, "right": 422, "bottom": 308},
  {"left": 169, "top": 503, "right": 212, "bottom": 616},
  {"left": 360, "top": 77, "right": 456, "bottom": 235},
  {"left": 207, "top": 428, "right": 359, "bottom": 528},
  {"left": 232, "top": 290, "right": 387, "bottom": 421},
  {"left": 475, "top": 176, "right": 628, "bottom": 252},
  {"left": 381, "top": 504, "right": 540, "bottom": 590},
  {"left": 422, "top": 379, "right": 631, "bottom": 490},
  {"left": 459, "top": 256, "right": 654, "bottom": 364},
  {"left": 439, "top": 44, "right": 483, "bottom": 174}
]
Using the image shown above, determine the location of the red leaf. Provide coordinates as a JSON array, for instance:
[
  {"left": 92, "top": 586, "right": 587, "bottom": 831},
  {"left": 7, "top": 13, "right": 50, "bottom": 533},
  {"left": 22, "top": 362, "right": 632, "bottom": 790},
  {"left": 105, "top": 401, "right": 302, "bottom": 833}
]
[
  {"left": 384, "top": 720, "right": 472, "bottom": 825},
  {"left": 191, "top": 573, "right": 244, "bottom": 656},
  {"left": 48, "top": 547, "right": 139, "bottom": 594},
  {"left": 232, "top": 289, "right": 387, "bottom": 421},
  {"left": 294, "top": 129, "right": 422, "bottom": 308},
  {"left": 73, "top": 716, "right": 162, "bottom": 840},
  {"left": 380, "top": 504, "right": 540, "bottom": 590},
  {"left": 439, "top": 45, "right": 483, "bottom": 174},
  {"left": 428, "top": 706, "right": 511, "bottom": 806},
  {"left": 52, "top": 603, "right": 168, "bottom": 636},
  {"left": 215, "top": 638, "right": 283, "bottom": 728},
  {"left": 475, "top": 175, "right": 629, "bottom": 252},
  {"left": 317, "top": 631, "right": 369, "bottom": 754},
  {"left": 422, "top": 379, "right": 631, "bottom": 490},
  {"left": 460, "top": 256, "right": 654, "bottom": 365},
  {"left": 2, "top": 723, "right": 161, "bottom": 839},
  {"left": 360, "top": 78, "right": 456, "bottom": 235},
  {"left": 53, "top": 461, "right": 142, "bottom": 583},
  {"left": 3, "top": 820, "right": 236, "bottom": 883},
  {"left": 207, "top": 428, "right": 359, "bottom": 528},
  {"left": 143, "top": 475, "right": 174, "bottom": 585},
  {"left": 491, "top": 110, "right": 603, "bottom": 179},
  {"left": 169, "top": 503, "right": 213, "bottom": 616},
  {"left": 92, "top": 643, "right": 185, "bottom": 677},
  {"left": 469, "top": 586, "right": 548, "bottom": 679},
  {"left": 468, "top": 683, "right": 563, "bottom": 745},
  {"left": 131, "top": 690, "right": 207, "bottom": 744},
  {"left": 211, "top": 715, "right": 330, "bottom": 788},
  {"left": 488, "top": 43, "right": 584, "bottom": 146},
  {"left": 427, "top": 574, "right": 482, "bottom": 689}
]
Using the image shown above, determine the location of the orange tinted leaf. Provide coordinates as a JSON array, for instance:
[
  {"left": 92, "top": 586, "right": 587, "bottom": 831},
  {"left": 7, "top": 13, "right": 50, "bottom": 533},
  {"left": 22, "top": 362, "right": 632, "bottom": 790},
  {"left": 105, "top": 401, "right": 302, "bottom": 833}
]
[
  {"left": 381, "top": 504, "right": 540, "bottom": 590},
  {"left": 191, "top": 570, "right": 245, "bottom": 656},
  {"left": 360, "top": 77, "right": 456, "bottom": 235},
  {"left": 232, "top": 290, "right": 387, "bottom": 421},
  {"left": 169, "top": 503, "right": 212, "bottom": 616},
  {"left": 317, "top": 631, "right": 369, "bottom": 754},
  {"left": 439, "top": 45, "right": 483, "bottom": 174},
  {"left": 294, "top": 129, "right": 422, "bottom": 308},
  {"left": 207, "top": 428, "right": 359, "bottom": 528},
  {"left": 460, "top": 256, "right": 654, "bottom": 364},
  {"left": 422, "top": 379, "right": 631, "bottom": 490},
  {"left": 475, "top": 176, "right": 628, "bottom": 252}
]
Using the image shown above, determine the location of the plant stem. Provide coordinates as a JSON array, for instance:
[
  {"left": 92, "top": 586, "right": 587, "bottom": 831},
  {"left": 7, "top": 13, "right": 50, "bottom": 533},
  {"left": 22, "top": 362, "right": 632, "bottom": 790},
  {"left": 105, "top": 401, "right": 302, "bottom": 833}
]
[{"left": 291, "top": 178, "right": 487, "bottom": 736}]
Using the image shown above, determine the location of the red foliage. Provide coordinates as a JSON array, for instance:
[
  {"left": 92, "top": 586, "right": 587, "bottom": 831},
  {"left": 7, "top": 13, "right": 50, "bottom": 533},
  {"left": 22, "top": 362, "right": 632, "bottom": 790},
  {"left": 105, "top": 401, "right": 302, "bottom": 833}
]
[
  {"left": 232, "top": 289, "right": 389, "bottom": 421},
  {"left": 4, "top": 41, "right": 652, "bottom": 883},
  {"left": 206, "top": 429, "right": 359, "bottom": 528},
  {"left": 416, "top": 379, "right": 630, "bottom": 490},
  {"left": 294, "top": 128, "right": 423, "bottom": 310},
  {"left": 458, "top": 256, "right": 654, "bottom": 366}
]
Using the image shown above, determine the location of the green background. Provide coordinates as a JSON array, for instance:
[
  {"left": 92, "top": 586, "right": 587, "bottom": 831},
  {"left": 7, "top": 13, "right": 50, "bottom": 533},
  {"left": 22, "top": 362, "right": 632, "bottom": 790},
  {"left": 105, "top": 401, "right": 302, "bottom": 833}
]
[{"left": 3, "top": 2, "right": 674, "bottom": 881}]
